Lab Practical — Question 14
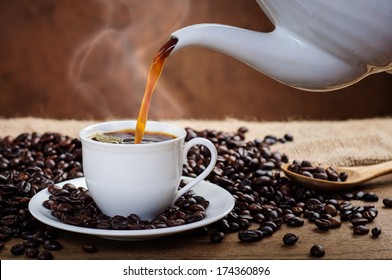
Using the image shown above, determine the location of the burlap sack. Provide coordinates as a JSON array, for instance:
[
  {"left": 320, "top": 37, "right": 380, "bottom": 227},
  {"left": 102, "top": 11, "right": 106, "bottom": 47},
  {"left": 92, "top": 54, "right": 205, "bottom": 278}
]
[{"left": 2, "top": 117, "right": 392, "bottom": 167}]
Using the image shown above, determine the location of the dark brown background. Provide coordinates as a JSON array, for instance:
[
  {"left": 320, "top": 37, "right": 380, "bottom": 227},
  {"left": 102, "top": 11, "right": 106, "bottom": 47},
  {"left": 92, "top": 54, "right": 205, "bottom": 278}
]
[{"left": 1, "top": 0, "right": 391, "bottom": 121}]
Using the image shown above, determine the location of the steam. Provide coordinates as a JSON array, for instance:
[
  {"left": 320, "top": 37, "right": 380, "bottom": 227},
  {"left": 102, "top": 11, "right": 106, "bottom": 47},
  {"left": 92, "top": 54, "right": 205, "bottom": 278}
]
[{"left": 68, "top": 0, "right": 189, "bottom": 119}]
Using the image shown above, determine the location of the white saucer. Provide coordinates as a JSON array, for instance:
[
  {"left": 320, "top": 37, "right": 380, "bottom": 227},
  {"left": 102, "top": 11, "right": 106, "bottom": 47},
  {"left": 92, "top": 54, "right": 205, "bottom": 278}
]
[{"left": 28, "top": 177, "right": 235, "bottom": 241}]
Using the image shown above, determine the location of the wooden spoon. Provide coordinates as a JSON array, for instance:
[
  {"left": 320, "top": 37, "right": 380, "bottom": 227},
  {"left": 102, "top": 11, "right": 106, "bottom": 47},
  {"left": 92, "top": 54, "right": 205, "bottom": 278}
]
[{"left": 280, "top": 160, "right": 392, "bottom": 191}]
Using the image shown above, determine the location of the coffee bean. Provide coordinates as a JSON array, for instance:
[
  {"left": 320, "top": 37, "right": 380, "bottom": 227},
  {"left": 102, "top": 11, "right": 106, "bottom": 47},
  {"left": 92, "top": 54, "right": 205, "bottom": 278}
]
[
  {"left": 0, "top": 233, "right": 11, "bottom": 242},
  {"left": 341, "top": 192, "right": 354, "bottom": 200},
  {"left": 283, "top": 233, "right": 298, "bottom": 245},
  {"left": 37, "top": 250, "right": 53, "bottom": 260},
  {"left": 310, "top": 244, "right": 325, "bottom": 258},
  {"left": 23, "top": 239, "right": 39, "bottom": 249},
  {"left": 82, "top": 243, "right": 97, "bottom": 253},
  {"left": 324, "top": 204, "right": 338, "bottom": 216},
  {"left": 363, "top": 210, "right": 377, "bottom": 222},
  {"left": 350, "top": 218, "right": 368, "bottom": 226},
  {"left": 383, "top": 198, "right": 392, "bottom": 208},
  {"left": 301, "top": 171, "right": 313, "bottom": 178},
  {"left": 362, "top": 192, "right": 379, "bottom": 202},
  {"left": 43, "top": 240, "right": 63, "bottom": 251},
  {"left": 284, "top": 134, "right": 294, "bottom": 142},
  {"left": 354, "top": 191, "right": 365, "bottom": 200},
  {"left": 326, "top": 167, "right": 339, "bottom": 181},
  {"left": 306, "top": 198, "right": 324, "bottom": 212},
  {"left": 353, "top": 225, "right": 369, "bottom": 235},
  {"left": 258, "top": 226, "right": 274, "bottom": 237},
  {"left": 210, "top": 231, "right": 225, "bottom": 243},
  {"left": 0, "top": 242, "right": 4, "bottom": 250},
  {"left": 371, "top": 226, "right": 382, "bottom": 238},
  {"left": 186, "top": 213, "right": 206, "bottom": 224},
  {"left": 26, "top": 247, "right": 40, "bottom": 258},
  {"left": 10, "top": 244, "right": 25, "bottom": 256},
  {"left": 286, "top": 216, "right": 304, "bottom": 227},
  {"left": 314, "top": 218, "right": 331, "bottom": 231},
  {"left": 327, "top": 217, "right": 342, "bottom": 228},
  {"left": 238, "top": 230, "right": 263, "bottom": 242}
]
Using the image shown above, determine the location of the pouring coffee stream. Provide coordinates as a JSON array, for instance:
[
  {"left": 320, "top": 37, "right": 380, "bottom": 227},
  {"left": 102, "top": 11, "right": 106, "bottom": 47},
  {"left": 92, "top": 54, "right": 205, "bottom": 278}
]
[{"left": 134, "top": 37, "right": 178, "bottom": 144}]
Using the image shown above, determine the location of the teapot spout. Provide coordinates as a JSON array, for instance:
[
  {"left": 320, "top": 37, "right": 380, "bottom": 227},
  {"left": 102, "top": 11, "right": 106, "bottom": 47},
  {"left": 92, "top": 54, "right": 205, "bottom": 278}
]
[{"left": 170, "top": 24, "right": 359, "bottom": 91}]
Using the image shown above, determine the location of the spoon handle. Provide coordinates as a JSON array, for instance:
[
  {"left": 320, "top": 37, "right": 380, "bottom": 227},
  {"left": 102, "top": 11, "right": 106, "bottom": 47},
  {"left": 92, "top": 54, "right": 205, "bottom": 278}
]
[{"left": 354, "top": 160, "right": 392, "bottom": 181}]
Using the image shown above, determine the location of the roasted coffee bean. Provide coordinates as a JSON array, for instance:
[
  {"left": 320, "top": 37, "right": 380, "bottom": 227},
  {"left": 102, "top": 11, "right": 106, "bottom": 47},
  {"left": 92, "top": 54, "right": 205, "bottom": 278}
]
[
  {"left": 362, "top": 192, "right": 379, "bottom": 202},
  {"left": 301, "top": 171, "right": 313, "bottom": 178},
  {"left": 341, "top": 192, "right": 354, "bottom": 200},
  {"left": 0, "top": 215, "right": 18, "bottom": 226},
  {"left": 327, "top": 217, "right": 342, "bottom": 228},
  {"left": 350, "top": 218, "right": 368, "bottom": 226},
  {"left": 314, "top": 218, "right": 331, "bottom": 231},
  {"left": 284, "top": 133, "right": 294, "bottom": 142},
  {"left": 43, "top": 240, "right": 63, "bottom": 251},
  {"left": 306, "top": 198, "right": 324, "bottom": 212},
  {"left": 371, "top": 226, "right": 382, "bottom": 238},
  {"left": 304, "top": 211, "right": 320, "bottom": 222},
  {"left": 23, "top": 239, "right": 40, "bottom": 248},
  {"left": 189, "top": 203, "right": 205, "bottom": 212},
  {"left": 353, "top": 225, "right": 369, "bottom": 235},
  {"left": 210, "top": 231, "right": 225, "bottom": 243},
  {"left": 354, "top": 191, "right": 365, "bottom": 200},
  {"left": 310, "top": 244, "right": 325, "bottom": 258},
  {"left": 339, "top": 172, "right": 348, "bottom": 182},
  {"left": 56, "top": 203, "right": 74, "bottom": 214},
  {"left": 282, "top": 233, "right": 298, "bottom": 245},
  {"left": 263, "top": 221, "right": 278, "bottom": 231},
  {"left": 324, "top": 204, "right": 338, "bottom": 216},
  {"left": 186, "top": 213, "right": 206, "bottom": 224},
  {"left": 166, "top": 218, "right": 185, "bottom": 227},
  {"left": 326, "top": 167, "right": 339, "bottom": 181},
  {"left": 0, "top": 233, "right": 11, "bottom": 242},
  {"left": 237, "top": 218, "right": 250, "bottom": 230},
  {"left": 37, "top": 250, "right": 53, "bottom": 260},
  {"left": 238, "top": 230, "right": 263, "bottom": 242},
  {"left": 258, "top": 226, "right": 274, "bottom": 236},
  {"left": 82, "top": 243, "right": 97, "bottom": 253},
  {"left": 313, "top": 172, "right": 328, "bottom": 180},
  {"left": 382, "top": 198, "right": 392, "bottom": 208},
  {"left": 363, "top": 210, "right": 377, "bottom": 222},
  {"left": 0, "top": 242, "right": 4, "bottom": 250},
  {"left": 26, "top": 247, "right": 40, "bottom": 258},
  {"left": 286, "top": 216, "right": 304, "bottom": 227},
  {"left": 10, "top": 244, "right": 25, "bottom": 256}
]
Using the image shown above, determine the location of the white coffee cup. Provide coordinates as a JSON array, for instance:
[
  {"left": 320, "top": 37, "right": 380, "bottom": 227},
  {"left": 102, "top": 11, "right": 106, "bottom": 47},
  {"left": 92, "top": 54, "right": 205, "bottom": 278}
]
[{"left": 79, "top": 120, "right": 217, "bottom": 221}]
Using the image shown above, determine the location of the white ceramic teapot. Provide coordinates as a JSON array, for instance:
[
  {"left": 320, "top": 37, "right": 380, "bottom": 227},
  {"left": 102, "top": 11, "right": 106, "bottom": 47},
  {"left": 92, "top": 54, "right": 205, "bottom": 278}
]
[{"left": 170, "top": 0, "right": 392, "bottom": 91}]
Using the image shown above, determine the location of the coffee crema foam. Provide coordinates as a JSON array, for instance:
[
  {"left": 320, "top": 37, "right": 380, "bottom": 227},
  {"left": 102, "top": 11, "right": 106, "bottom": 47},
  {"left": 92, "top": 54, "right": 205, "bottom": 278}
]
[{"left": 90, "top": 129, "right": 176, "bottom": 144}]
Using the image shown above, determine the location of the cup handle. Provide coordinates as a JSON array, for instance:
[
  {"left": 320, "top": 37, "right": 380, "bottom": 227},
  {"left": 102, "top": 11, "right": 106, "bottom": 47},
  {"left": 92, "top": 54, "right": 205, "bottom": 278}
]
[{"left": 170, "top": 137, "right": 217, "bottom": 206}]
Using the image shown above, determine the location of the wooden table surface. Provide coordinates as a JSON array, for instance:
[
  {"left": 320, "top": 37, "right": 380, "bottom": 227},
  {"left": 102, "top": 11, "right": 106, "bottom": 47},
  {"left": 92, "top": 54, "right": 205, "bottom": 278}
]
[{"left": 1, "top": 118, "right": 392, "bottom": 260}]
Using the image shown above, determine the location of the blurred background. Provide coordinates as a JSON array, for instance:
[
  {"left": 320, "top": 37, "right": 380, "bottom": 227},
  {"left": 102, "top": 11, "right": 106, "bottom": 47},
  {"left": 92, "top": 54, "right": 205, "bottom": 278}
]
[{"left": 1, "top": 0, "right": 392, "bottom": 121}]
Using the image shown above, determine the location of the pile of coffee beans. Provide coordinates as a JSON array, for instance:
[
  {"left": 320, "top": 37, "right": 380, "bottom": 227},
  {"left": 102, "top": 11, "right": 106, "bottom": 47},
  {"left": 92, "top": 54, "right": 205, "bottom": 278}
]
[
  {"left": 44, "top": 182, "right": 209, "bottom": 230},
  {"left": 287, "top": 160, "right": 348, "bottom": 182},
  {"left": 1, "top": 128, "right": 391, "bottom": 259},
  {"left": 1, "top": 132, "right": 83, "bottom": 259},
  {"left": 183, "top": 127, "right": 390, "bottom": 257}
]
